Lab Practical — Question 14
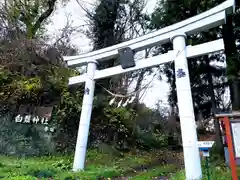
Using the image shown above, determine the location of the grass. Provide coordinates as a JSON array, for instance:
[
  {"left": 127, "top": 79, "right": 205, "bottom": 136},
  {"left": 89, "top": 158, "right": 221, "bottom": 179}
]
[
  {"left": 0, "top": 149, "right": 177, "bottom": 180},
  {"left": 171, "top": 167, "right": 232, "bottom": 180},
  {"left": 170, "top": 160, "right": 239, "bottom": 180},
  {"left": 0, "top": 148, "right": 235, "bottom": 179},
  {"left": 129, "top": 165, "right": 177, "bottom": 180}
]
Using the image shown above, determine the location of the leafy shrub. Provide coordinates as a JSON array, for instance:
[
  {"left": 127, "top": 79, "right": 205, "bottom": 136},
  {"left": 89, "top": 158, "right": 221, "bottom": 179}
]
[
  {"left": 209, "top": 143, "right": 225, "bottom": 165},
  {"left": 103, "top": 107, "right": 136, "bottom": 148},
  {"left": 52, "top": 159, "right": 72, "bottom": 171},
  {"left": 27, "top": 169, "right": 55, "bottom": 178},
  {"left": 135, "top": 128, "right": 168, "bottom": 150}
]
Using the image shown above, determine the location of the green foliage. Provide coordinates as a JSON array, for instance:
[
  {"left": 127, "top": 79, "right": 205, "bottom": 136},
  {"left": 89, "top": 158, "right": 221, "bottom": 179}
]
[
  {"left": 0, "top": 65, "right": 79, "bottom": 104},
  {"left": 135, "top": 129, "right": 168, "bottom": 150},
  {"left": 90, "top": 0, "right": 120, "bottom": 49},
  {"left": 171, "top": 163, "right": 232, "bottom": 180},
  {"left": 17, "top": 78, "right": 42, "bottom": 92},
  {"left": 104, "top": 107, "right": 135, "bottom": 128},
  {"left": 6, "top": 0, "right": 58, "bottom": 38},
  {"left": 150, "top": 0, "right": 220, "bottom": 29},
  {"left": 0, "top": 39, "right": 82, "bottom": 123},
  {"left": 102, "top": 107, "right": 136, "bottom": 146},
  {"left": 47, "top": 67, "right": 83, "bottom": 124}
]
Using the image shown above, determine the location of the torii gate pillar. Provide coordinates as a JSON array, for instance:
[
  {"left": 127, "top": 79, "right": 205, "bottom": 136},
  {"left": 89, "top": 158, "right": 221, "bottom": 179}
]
[
  {"left": 171, "top": 33, "right": 202, "bottom": 179},
  {"left": 73, "top": 60, "right": 97, "bottom": 171}
]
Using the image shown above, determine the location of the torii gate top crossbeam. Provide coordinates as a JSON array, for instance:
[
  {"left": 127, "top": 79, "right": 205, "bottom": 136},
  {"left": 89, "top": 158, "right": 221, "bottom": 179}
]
[
  {"left": 63, "top": 0, "right": 235, "bottom": 67},
  {"left": 69, "top": 39, "right": 224, "bottom": 85}
]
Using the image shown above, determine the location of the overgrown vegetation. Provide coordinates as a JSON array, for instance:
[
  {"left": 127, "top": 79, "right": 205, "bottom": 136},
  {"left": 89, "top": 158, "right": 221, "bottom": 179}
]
[
  {"left": 171, "top": 162, "right": 235, "bottom": 180},
  {"left": 0, "top": 150, "right": 179, "bottom": 179},
  {"left": 0, "top": 150, "right": 235, "bottom": 179}
]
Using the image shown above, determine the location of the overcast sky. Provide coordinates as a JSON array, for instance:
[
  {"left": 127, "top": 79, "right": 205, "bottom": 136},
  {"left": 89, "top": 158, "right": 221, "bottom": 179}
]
[{"left": 47, "top": 0, "right": 170, "bottom": 109}]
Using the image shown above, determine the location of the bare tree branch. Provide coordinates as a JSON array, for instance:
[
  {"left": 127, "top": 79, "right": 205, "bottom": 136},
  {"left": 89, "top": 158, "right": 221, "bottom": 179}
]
[{"left": 31, "top": 0, "right": 57, "bottom": 38}]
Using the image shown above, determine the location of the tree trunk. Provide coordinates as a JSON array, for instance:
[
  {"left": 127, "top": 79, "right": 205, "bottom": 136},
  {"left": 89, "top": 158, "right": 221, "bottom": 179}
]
[
  {"left": 205, "top": 56, "right": 224, "bottom": 156},
  {"left": 223, "top": 15, "right": 240, "bottom": 110}
]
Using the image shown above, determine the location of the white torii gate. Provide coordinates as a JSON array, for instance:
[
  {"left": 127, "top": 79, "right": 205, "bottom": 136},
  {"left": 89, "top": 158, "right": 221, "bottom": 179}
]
[{"left": 64, "top": 0, "right": 235, "bottom": 179}]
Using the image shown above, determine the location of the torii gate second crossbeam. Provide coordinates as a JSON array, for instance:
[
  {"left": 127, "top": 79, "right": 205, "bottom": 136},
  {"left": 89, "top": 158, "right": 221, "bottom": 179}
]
[{"left": 63, "top": 1, "right": 235, "bottom": 180}]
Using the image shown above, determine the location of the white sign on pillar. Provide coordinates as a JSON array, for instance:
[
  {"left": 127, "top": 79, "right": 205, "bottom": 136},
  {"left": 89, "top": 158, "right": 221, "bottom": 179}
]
[
  {"left": 63, "top": 1, "right": 235, "bottom": 179},
  {"left": 171, "top": 33, "right": 202, "bottom": 179}
]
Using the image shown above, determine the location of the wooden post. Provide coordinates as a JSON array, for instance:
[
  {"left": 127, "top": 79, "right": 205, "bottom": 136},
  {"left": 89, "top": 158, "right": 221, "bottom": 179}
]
[
  {"left": 216, "top": 113, "right": 239, "bottom": 180},
  {"left": 223, "top": 116, "right": 238, "bottom": 180}
]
